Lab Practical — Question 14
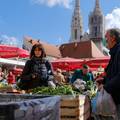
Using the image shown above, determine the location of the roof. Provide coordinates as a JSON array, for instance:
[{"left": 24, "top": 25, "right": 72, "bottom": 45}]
[
  {"left": 59, "top": 40, "right": 105, "bottom": 59},
  {"left": 24, "top": 36, "right": 61, "bottom": 58}
]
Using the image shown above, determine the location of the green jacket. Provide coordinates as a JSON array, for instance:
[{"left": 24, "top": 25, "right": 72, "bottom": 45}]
[{"left": 71, "top": 69, "right": 93, "bottom": 83}]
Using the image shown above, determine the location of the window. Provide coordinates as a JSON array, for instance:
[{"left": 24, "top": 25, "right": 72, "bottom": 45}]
[
  {"left": 75, "top": 29, "right": 77, "bottom": 40},
  {"left": 75, "top": 17, "right": 77, "bottom": 21},
  {"left": 94, "top": 26, "right": 97, "bottom": 37}
]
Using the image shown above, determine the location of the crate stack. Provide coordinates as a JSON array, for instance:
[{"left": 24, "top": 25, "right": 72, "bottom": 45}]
[{"left": 60, "top": 95, "right": 90, "bottom": 120}]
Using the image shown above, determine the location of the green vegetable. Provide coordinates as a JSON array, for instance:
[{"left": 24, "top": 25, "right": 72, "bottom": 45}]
[{"left": 31, "top": 85, "right": 81, "bottom": 96}]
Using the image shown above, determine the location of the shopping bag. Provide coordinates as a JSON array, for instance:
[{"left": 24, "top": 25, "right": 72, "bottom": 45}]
[{"left": 96, "top": 88, "right": 117, "bottom": 118}]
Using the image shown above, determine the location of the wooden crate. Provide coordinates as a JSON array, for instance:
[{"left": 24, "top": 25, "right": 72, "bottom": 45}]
[{"left": 60, "top": 95, "right": 90, "bottom": 120}]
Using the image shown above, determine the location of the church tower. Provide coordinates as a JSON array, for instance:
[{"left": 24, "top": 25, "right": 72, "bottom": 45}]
[
  {"left": 89, "top": 0, "right": 105, "bottom": 50},
  {"left": 70, "top": 0, "right": 83, "bottom": 42}
]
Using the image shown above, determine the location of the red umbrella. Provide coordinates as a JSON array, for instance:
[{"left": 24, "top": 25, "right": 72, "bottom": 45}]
[
  {"left": 86, "top": 57, "right": 110, "bottom": 63},
  {"left": 16, "top": 48, "right": 29, "bottom": 58},
  {"left": 51, "top": 57, "right": 85, "bottom": 71},
  {"left": 51, "top": 57, "right": 110, "bottom": 71},
  {"left": 86, "top": 57, "right": 110, "bottom": 69},
  {"left": 0, "top": 45, "right": 29, "bottom": 58}
]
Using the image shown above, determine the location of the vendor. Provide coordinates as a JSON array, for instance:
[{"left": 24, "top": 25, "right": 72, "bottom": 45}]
[
  {"left": 70, "top": 64, "right": 94, "bottom": 83},
  {"left": 19, "top": 43, "right": 55, "bottom": 90}
]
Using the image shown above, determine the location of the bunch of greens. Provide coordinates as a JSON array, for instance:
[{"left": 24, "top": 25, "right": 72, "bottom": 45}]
[
  {"left": 84, "top": 80, "right": 97, "bottom": 99},
  {"left": 0, "top": 83, "right": 9, "bottom": 88},
  {"left": 31, "top": 85, "right": 81, "bottom": 96}
]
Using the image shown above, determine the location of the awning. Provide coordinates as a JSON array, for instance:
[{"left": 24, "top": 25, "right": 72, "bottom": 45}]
[
  {"left": 51, "top": 57, "right": 85, "bottom": 71},
  {"left": 0, "top": 58, "right": 25, "bottom": 66},
  {"left": 0, "top": 45, "right": 29, "bottom": 58}
]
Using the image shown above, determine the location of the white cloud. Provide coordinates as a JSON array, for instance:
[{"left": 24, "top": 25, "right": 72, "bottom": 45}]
[
  {"left": 0, "top": 35, "right": 21, "bottom": 47},
  {"left": 31, "top": 0, "right": 73, "bottom": 8},
  {"left": 105, "top": 8, "right": 120, "bottom": 30}
]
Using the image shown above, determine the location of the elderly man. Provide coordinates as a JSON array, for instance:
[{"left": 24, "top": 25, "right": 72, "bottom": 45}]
[
  {"left": 91, "top": 28, "right": 120, "bottom": 120},
  {"left": 103, "top": 28, "right": 120, "bottom": 119}
]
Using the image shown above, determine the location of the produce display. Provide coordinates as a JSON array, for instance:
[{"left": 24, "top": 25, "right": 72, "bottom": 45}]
[
  {"left": 31, "top": 82, "right": 97, "bottom": 99},
  {"left": 31, "top": 85, "right": 81, "bottom": 95},
  {"left": 0, "top": 83, "right": 23, "bottom": 93},
  {"left": 0, "top": 80, "right": 97, "bottom": 98}
]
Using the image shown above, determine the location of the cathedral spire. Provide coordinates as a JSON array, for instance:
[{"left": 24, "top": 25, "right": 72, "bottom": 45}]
[
  {"left": 95, "top": 0, "right": 100, "bottom": 9},
  {"left": 70, "top": 0, "right": 83, "bottom": 42},
  {"left": 75, "top": 0, "right": 80, "bottom": 8},
  {"left": 94, "top": 0, "right": 101, "bottom": 14},
  {"left": 89, "top": 0, "right": 105, "bottom": 51}
]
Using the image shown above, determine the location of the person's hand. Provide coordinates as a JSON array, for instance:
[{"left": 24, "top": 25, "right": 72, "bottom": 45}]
[
  {"left": 32, "top": 73, "right": 38, "bottom": 79},
  {"left": 96, "top": 82, "right": 103, "bottom": 91},
  {"left": 32, "top": 74, "right": 36, "bottom": 79}
]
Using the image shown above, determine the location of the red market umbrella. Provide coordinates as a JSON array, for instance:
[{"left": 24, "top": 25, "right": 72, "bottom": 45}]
[
  {"left": 16, "top": 48, "right": 29, "bottom": 58},
  {"left": 86, "top": 57, "right": 110, "bottom": 63},
  {"left": 51, "top": 57, "right": 85, "bottom": 71},
  {"left": 86, "top": 57, "right": 110, "bottom": 69},
  {"left": 51, "top": 57, "right": 110, "bottom": 71},
  {"left": 0, "top": 45, "right": 29, "bottom": 58}
]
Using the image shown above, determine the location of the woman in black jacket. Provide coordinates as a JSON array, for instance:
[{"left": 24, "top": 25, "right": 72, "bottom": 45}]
[{"left": 19, "top": 43, "right": 54, "bottom": 90}]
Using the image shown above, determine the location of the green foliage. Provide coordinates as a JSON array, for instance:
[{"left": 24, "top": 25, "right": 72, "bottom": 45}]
[
  {"left": 0, "top": 83, "right": 9, "bottom": 88},
  {"left": 31, "top": 85, "right": 81, "bottom": 96},
  {"left": 86, "top": 80, "right": 94, "bottom": 90},
  {"left": 85, "top": 80, "right": 97, "bottom": 99}
]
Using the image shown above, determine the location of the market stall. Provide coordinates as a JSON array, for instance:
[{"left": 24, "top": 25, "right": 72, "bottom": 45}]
[{"left": 52, "top": 57, "right": 110, "bottom": 71}]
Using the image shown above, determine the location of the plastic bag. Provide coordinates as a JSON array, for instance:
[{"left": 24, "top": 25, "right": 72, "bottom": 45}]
[
  {"left": 96, "top": 88, "right": 117, "bottom": 118},
  {"left": 73, "top": 79, "right": 86, "bottom": 91},
  {"left": 48, "top": 80, "right": 56, "bottom": 88}
]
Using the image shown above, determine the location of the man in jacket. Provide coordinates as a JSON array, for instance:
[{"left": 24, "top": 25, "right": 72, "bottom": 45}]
[
  {"left": 70, "top": 64, "right": 93, "bottom": 83},
  {"left": 104, "top": 28, "right": 120, "bottom": 119}
]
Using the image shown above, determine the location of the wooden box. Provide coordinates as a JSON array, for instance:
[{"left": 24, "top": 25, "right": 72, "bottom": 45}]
[{"left": 60, "top": 95, "right": 90, "bottom": 120}]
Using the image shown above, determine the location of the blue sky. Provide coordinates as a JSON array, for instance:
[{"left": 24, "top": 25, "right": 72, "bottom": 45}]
[{"left": 0, "top": 0, "right": 120, "bottom": 47}]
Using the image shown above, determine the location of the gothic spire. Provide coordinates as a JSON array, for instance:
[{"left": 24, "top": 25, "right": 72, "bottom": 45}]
[
  {"left": 95, "top": 0, "right": 100, "bottom": 9},
  {"left": 75, "top": 0, "right": 80, "bottom": 8},
  {"left": 94, "top": 0, "right": 102, "bottom": 14},
  {"left": 89, "top": 0, "right": 105, "bottom": 51},
  {"left": 74, "top": 0, "right": 80, "bottom": 15},
  {"left": 70, "top": 0, "right": 83, "bottom": 42}
]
